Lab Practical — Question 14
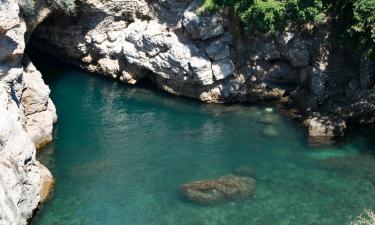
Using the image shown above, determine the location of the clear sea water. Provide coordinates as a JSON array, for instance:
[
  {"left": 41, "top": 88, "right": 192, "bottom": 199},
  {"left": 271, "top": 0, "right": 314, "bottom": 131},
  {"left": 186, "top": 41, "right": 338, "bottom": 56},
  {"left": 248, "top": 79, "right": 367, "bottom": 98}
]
[{"left": 30, "top": 52, "right": 375, "bottom": 225}]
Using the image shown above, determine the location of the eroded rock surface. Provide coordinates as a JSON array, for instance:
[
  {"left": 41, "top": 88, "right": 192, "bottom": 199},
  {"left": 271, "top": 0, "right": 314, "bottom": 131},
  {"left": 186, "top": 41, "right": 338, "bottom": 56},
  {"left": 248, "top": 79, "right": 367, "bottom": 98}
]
[
  {"left": 0, "top": 102, "right": 41, "bottom": 225},
  {"left": 0, "top": 0, "right": 373, "bottom": 221},
  {"left": 32, "top": 0, "right": 374, "bottom": 138},
  {"left": 21, "top": 60, "right": 57, "bottom": 149},
  {"left": 0, "top": 0, "right": 56, "bottom": 224}
]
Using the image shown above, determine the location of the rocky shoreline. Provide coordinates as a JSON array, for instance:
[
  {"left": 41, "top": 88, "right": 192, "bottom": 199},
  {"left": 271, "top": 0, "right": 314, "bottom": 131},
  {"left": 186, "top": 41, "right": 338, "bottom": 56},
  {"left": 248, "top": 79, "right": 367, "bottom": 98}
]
[
  {"left": 31, "top": 0, "right": 374, "bottom": 142},
  {"left": 0, "top": 0, "right": 374, "bottom": 224}
]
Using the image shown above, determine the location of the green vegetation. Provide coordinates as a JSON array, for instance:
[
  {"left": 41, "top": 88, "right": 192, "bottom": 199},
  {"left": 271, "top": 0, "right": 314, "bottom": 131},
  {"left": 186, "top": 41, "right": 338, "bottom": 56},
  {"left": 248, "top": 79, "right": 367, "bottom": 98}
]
[
  {"left": 202, "top": 0, "right": 375, "bottom": 56},
  {"left": 351, "top": 0, "right": 375, "bottom": 56},
  {"left": 202, "top": 0, "right": 325, "bottom": 33},
  {"left": 19, "top": 0, "right": 76, "bottom": 16}
]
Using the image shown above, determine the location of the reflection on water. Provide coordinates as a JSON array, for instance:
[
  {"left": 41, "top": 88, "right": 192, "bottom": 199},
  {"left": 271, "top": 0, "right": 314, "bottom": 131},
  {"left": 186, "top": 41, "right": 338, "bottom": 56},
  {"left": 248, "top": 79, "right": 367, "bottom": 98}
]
[{"left": 31, "top": 54, "right": 375, "bottom": 225}]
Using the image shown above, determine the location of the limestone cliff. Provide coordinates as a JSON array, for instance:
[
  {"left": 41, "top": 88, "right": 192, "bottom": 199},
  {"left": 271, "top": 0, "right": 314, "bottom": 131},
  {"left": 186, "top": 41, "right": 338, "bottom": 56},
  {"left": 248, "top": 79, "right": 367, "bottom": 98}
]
[
  {"left": 32, "top": 0, "right": 374, "bottom": 142},
  {"left": 0, "top": 0, "right": 374, "bottom": 224},
  {"left": 0, "top": 0, "right": 55, "bottom": 224}
]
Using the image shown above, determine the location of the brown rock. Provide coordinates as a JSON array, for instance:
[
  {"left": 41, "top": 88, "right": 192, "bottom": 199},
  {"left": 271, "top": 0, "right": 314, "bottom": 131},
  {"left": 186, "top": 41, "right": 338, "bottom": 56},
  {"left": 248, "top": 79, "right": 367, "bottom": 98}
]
[
  {"left": 181, "top": 175, "right": 256, "bottom": 205},
  {"left": 37, "top": 163, "right": 55, "bottom": 203}
]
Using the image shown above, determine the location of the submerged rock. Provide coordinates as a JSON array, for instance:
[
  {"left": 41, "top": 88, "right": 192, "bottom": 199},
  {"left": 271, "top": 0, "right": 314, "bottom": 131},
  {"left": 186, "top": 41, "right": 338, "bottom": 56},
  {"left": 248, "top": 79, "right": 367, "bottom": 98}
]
[
  {"left": 258, "top": 113, "right": 279, "bottom": 125},
  {"left": 181, "top": 175, "right": 256, "bottom": 205},
  {"left": 261, "top": 125, "right": 279, "bottom": 138}
]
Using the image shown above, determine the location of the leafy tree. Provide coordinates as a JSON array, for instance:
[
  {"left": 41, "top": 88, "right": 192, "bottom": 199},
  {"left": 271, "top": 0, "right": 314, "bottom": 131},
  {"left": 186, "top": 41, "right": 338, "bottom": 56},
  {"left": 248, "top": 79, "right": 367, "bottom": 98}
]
[{"left": 351, "top": 0, "right": 375, "bottom": 56}]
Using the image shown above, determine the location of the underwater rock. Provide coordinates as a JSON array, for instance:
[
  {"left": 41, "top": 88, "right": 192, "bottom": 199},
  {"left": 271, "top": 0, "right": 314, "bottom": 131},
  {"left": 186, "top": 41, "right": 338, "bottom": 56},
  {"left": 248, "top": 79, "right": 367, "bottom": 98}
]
[
  {"left": 261, "top": 125, "right": 279, "bottom": 138},
  {"left": 258, "top": 113, "right": 279, "bottom": 125},
  {"left": 232, "top": 166, "right": 256, "bottom": 178},
  {"left": 181, "top": 175, "right": 256, "bottom": 205}
]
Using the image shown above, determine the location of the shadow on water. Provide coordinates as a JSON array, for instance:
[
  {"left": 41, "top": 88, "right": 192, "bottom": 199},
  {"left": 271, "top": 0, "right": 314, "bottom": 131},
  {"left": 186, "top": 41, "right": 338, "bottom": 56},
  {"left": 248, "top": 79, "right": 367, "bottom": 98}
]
[{"left": 28, "top": 46, "right": 375, "bottom": 225}]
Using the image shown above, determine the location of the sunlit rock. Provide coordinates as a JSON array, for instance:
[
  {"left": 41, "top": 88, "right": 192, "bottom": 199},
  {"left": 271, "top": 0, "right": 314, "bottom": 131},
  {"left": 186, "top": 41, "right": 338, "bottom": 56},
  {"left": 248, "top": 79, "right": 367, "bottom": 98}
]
[
  {"left": 303, "top": 114, "right": 346, "bottom": 147},
  {"left": 37, "top": 162, "right": 54, "bottom": 203}
]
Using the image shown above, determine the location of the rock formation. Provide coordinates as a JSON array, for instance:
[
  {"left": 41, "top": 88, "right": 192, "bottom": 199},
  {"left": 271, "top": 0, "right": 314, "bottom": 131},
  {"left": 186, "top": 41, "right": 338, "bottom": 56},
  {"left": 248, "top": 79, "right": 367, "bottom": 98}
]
[
  {"left": 181, "top": 175, "right": 256, "bottom": 205},
  {"left": 0, "top": 0, "right": 374, "bottom": 223},
  {"left": 0, "top": 0, "right": 56, "bottom": 224},
  {"left": 303, "top": 113, "right": 346, "bottom": 146},
  {"left": 31, "top": 0, "right": 374, "bottom": 141}
]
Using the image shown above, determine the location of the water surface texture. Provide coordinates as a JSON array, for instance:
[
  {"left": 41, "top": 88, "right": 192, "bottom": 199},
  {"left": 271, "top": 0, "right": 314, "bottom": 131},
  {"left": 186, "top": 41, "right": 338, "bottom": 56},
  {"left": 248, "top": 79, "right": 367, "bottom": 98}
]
[{"left": 31, "top": 54, "right": 375, "bottom": 225}]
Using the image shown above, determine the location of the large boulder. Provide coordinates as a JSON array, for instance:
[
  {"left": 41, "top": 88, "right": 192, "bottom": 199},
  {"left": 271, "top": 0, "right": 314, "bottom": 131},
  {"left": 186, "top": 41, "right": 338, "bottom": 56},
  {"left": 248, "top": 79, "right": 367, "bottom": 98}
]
[
  {"left": 212, "top": 59, "right": 235, "bottom": 81},
  {"left": 181, "top": 175, "right": 256, "bottom": 205},
  {"left": 182, "top": 2, "right": 224, "bottom": 40},
  {"left": 303, "top": 114, "right": 346, "bottom": 146}
]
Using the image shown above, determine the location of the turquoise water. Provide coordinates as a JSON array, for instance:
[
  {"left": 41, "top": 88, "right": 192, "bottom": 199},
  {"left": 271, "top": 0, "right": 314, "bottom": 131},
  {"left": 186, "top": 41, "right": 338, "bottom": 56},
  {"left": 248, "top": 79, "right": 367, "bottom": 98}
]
[{"left": 30, "top": 54, "right": 375, "bottom": 225}]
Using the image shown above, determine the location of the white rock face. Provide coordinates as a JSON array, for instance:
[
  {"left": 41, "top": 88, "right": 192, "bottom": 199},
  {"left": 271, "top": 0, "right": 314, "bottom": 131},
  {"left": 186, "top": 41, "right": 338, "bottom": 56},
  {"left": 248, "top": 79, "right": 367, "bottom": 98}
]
[
  {"left": 31, "top": 0, "right": 374, "bottom": 136},
  {"left": 212, "top": 59, "right": 235, "bottom": 81},
  {"left": 0, "top": 71, "right": 54, "bottom": 225},
  {"left": 21, "top": 61, "right": 57, "bottom": 149},
  {"left": 33, "top": 0, "right": 241, "bottom": 102},
  {"left": 0, "top": 0, "right": 56, "bottom": 224},
  {"left": 122, "top": 20, "right": 216, "bottom": 85},
  {"left": 35, "top": 0, "right": 341, "bottom": 106}
]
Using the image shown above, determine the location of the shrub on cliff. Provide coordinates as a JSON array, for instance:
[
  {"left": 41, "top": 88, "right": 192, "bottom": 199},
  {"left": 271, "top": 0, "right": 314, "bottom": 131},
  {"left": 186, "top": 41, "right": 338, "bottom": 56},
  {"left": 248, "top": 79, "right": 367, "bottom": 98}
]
[
  {"left": 19, "top": 0, "right": 76, "bottom": 16},
  {"left": 202, "top": 0, "right": 325, "bottom": 33},
  {"left": 350, "top": 0, "right": 375, "bottom": 56},
  {"left": 202, "top": 0, "right": 375, "bottom": 57}
]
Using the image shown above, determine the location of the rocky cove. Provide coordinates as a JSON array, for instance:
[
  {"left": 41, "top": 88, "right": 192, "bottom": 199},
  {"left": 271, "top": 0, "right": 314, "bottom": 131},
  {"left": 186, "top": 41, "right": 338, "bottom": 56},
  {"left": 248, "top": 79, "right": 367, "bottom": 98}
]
[{"left": 0, "top": 0, "right": 374, "bottom": 224}]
